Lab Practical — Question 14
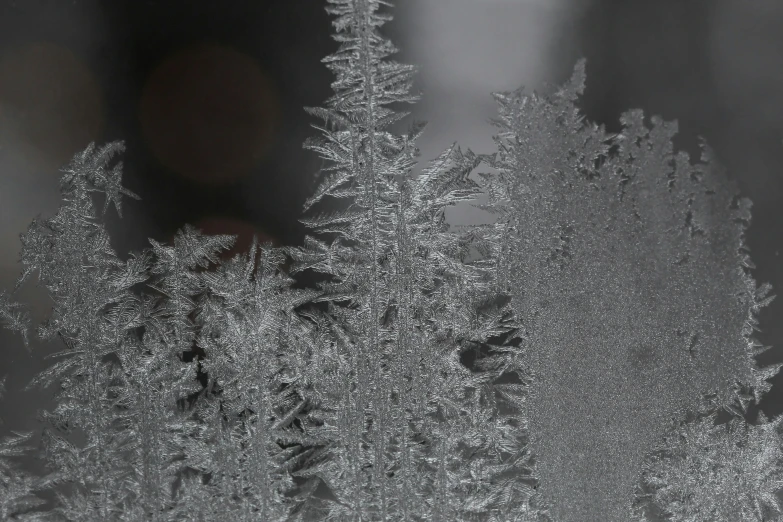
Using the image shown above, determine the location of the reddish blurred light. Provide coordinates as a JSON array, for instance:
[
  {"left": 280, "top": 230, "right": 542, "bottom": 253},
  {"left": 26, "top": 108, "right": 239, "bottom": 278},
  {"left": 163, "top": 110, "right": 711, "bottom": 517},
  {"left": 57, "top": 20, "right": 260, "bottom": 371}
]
[{"left": 139, "top": 43, "right": 279, "bottom": 185}]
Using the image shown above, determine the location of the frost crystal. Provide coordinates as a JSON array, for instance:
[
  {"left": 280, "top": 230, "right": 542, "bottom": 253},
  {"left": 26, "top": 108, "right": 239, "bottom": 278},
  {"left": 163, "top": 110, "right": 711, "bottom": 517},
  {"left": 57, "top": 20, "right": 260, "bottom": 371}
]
[
  {"left": 634, "top": 397, "right": 783, "bottom": 522},
  {"left": 479, "top": 61, "right": 779, "bottom": 521},
  {"left": 0, "top": 1, "right": 779, "bottom": 521},
  {"left": 286, "top": 0, "right": 541, "bottom": 519},
  {"left": 0, "top": 377, "right": 48, "bottom": 521}
]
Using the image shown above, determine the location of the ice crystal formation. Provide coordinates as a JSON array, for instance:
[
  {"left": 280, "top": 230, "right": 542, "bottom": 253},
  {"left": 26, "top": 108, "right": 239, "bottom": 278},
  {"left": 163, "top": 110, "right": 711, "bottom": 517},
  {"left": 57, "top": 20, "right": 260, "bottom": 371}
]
[
  {"left": 0, "top": 0, "right": 781, "bottom": 521},
  {"left": 634, "top": 396, "right": 783, "bottom": 522},
  {"left": 0, "top": 376, "right": 47, "bottom": 521},
  {"left": 478, "top": 62, "right": 780, "bottom": 521}
]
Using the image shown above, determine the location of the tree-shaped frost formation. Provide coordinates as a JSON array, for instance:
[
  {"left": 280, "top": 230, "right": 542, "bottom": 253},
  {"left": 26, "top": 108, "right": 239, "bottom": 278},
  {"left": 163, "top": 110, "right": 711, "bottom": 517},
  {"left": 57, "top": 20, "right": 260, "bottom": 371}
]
[
  {"left": 175, "top": 237, "right": 320, "bottom": 521},
  {"left": 1, "top": 2, "right": 781, "bottom": 521},
  {"left": 479, "top": 61, "right": 780, "bottom": 521},
  {"left": 15, "top": 141, "right": 150, "bottom": 520},
  {"left": 286, "top": 0, "right": 542, "bottom": 519}
]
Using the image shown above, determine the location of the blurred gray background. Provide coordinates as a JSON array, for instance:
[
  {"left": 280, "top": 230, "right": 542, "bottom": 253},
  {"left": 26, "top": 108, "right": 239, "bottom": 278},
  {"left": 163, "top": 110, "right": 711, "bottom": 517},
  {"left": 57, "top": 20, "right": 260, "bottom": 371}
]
[{"left": 1, "top": 0, "right": 782, "bottom": 479}]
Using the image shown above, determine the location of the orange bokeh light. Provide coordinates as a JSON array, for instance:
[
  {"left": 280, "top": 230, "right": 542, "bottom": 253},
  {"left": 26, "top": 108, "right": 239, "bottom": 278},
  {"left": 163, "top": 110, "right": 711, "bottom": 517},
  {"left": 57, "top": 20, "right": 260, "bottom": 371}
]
[
  {"left": 139, "top": 43, "right": 279, "bottom": 184},
  {"left": 0, "top": 42, "right": 104, "bottom": 172}
]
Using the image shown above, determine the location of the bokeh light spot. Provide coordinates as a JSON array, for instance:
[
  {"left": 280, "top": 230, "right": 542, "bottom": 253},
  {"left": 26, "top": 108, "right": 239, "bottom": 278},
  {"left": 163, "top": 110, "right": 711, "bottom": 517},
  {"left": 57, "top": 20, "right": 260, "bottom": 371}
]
[
  {"left": 0, "top": 42, "right": 104, "bottom": 172},
  {"left": 139, "top": 43, "right": 279, "bottom": 184}
]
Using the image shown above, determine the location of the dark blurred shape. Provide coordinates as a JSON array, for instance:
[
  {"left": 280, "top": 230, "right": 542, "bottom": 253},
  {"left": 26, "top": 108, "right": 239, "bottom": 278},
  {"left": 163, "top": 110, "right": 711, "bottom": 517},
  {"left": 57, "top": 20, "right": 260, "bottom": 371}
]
[
  {"left": 0, "top": 41, "right": 104, "bottom": 173},
  {"left": 0, "top": 1, "right": 334, "bottom": 255},
  {"left": 139, "top": 43, "right": 279, "bottom": 185},
  {"left": 710, "top": 0, "right": 783, "bottom": 130},
  {"left": 709, "top": 0, "right": 783, "bottom": 203}
]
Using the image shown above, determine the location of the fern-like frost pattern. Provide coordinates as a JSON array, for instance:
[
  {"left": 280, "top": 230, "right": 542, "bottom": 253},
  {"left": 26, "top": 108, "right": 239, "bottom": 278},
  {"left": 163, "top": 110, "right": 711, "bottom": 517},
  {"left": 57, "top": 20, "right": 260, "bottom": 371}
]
[{"left": 0, "top": 1, "right": 780, "bottom": 521}]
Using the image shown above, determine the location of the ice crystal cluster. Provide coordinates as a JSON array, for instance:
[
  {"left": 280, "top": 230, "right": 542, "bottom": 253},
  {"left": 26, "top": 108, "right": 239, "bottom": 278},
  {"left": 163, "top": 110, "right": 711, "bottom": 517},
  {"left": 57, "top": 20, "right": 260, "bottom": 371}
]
[
  {"left": 0, "top": 0, "right": 780, "bottom": 521},
  {"left": 476, "top": 63, "right": 781, "bottom": 521}
]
